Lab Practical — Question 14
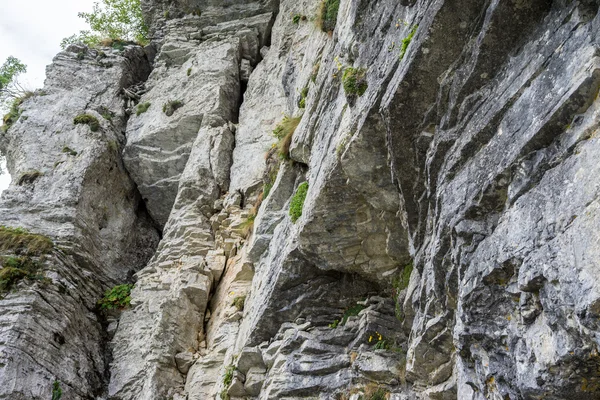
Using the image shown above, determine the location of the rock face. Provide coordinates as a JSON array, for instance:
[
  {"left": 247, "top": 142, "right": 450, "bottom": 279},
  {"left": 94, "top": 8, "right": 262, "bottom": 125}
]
[
  {"left": 0, "top": 45, "right": 159, "bottom": 399},
  {"left": 1, "top": 0, "right": 600, "bottom": 399}
]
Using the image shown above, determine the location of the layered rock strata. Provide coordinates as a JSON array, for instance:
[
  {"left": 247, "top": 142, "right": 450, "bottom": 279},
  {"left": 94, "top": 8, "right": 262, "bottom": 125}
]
[{"left": 1, "top": 0, "right": 600, "bottom": 399}]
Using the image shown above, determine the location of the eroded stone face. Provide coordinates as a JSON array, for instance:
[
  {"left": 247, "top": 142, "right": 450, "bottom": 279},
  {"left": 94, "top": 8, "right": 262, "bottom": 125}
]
[
  {"left": 2, "top": 0, "right": 600, "bottom": 399},
  {"left": 0, "top": 44, "right": 159, "bottom": 399}
]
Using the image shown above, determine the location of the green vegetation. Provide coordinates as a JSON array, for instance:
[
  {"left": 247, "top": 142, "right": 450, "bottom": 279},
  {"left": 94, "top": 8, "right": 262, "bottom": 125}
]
[
  {"left": 99, "top": 106, "right": 114, "bottom": 120},
  {"left": 220, "top": 364, "right": 236, "bottom": 400},
  {"left": 364, "top": 387, "right": 389, "bottom": 400},
  {"left": 60, "top": 0, "right": 148, "bottom": 49},
  {"left": 399, "top": 25, "right": 418, "bottom": 60},
  {"left": 342, "top": 67, "right": 368, "bottom": 97},
  {"left": 341, "top": 303, "right": 366, "bottom": 325},
  {"left": 298, "top": 86, "right": 309, "bottom": 109},
  {"left": 292, "top": 14, "right": 306, "bottom": 24},
  {"left": 392, "top": 263, "right": 413, "bottom": 293},
  {"left": 2, "top": 97, "right": 24, "bottom": 133},
  {"left": 289, "top": 182, "right": 308, "bottom": 223},
  {"left": 232, "top": 295, "right": 246, "bottom": 311},
  {"left": 0, "top": 226, "right": 53, "bottom": 255},
  {"left": 98, "top": 284, "right": 133, "bottom": 310},
  {"left": 163, "top": 100, "right": 183, "bottom": 116},
  {"left": 74, "top": 113, "right": 100, "bottom": 132},
  {"left": 136, "top": 102, "right": 151, "bottom": 116},
  {"left": 272, "top": 115, "right": 301, "bottom": 160},
  {"left": 187, "top": 68, "right": 192, "bottom": 76},
  {"left": 0, "top": 56, "right": 27, "bottom": 103},
  {"left": 0, "top": 256, "right": 45, "bottom": 293},
  {"left": 17, "top": 170, "right": 43, "bottom": 185},
  {"left": 62, "top": 146, "right": 78, "bottom": 156},
  {"left": 328, "top": 319, "right": 339, "bottom": 329},
  {"left": 318, "top": 0, "right": 340, "bottom": 33},
  {"left": 52, "top": 381, "right": 62, "bottom": 400}
]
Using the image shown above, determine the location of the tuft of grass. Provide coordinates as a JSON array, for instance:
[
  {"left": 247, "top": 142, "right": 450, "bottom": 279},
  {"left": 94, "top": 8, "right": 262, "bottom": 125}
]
[
  {"left": 298, "top": 86, "right": 309, "bottom": 109},
  {"left": 136, "top": 102, "right": 151, "bottom": 116},
  {"left": 99, "top": 106, "right": 114, "bottom": 120},
  {"left": 17, "top": 170, "right": 43, "bottom": 186},
  {"left": 0, "top": 226, "right": 53, "bottom": 255},
  {"left": 232, "top": 295, "right": 246, "bottom": 311},
  {"left": 272, "top": 116, "right": 301, "bottom": 160},
  {"left": 342, "top": 67, "right": 368, "bottom": 97},
  {"left": 187, "top": 68, "right": 192, "bottom": 76},
  {"left": 98, "top": 284, "right": 133, "bottom": 310},
  {"left": 52, "top": 381, "right": 62, "bottom": 400},
  {"left": 399, "top": 25, "right": 418, "bottom": 60},
  {"left": 74, "top": 113, "right": 100, "bottom": 132},
  {"left": 220, "top": 364, "right": 236, "bottom": 399},
  {"left": 392, "top": 263, "right": 413, "bottom": 294},
  {"left": 163, "top": 100, "right": 183, "bottom": 116},
  {"left": 317, "top": 0, "right": 340, "bottom": 33},
  {"left": 62, "top": 146, "right": 78, "bottom": 156},
  {"left": 329, "top": 319, "right": 339, "bottom": 329},
  {"left": 289, "top": 182, "right": 308, "bottom": 223},
  {"left": 0, "top": 256, "right": 44, "bottom": 293},
  {"left": 1, "top": 95, "right": 31, "bottom": 133}
]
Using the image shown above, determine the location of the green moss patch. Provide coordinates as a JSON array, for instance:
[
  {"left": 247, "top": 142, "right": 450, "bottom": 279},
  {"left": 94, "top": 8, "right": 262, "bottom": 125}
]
[
  {"left": 163, "top": 100, "right": 183, "bottom": 116},
  {"left": 74, "top": 113, "right": 100, "bottom": 132},
  {"left": 289, "top": 182, "right": 309, "bottom": 223},
  {"left": 136, "top": 102, "right": 151, "bottom": 116},
  {"left": 342, "top": 67, "right": 368, "bottom": 97},
  {"left": 232, "top": 295, "right": 246, "bottom": 311}
]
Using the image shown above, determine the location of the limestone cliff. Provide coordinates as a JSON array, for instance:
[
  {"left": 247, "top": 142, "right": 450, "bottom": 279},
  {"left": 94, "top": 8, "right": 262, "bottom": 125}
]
[{"left": 1, "top": 0, "right": 600, "bottom": 399}]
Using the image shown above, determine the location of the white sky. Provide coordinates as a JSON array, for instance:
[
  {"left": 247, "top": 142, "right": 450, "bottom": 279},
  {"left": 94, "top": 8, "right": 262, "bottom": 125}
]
[{"left": 0, "top": 0, "right": 96, "bottom": 193}]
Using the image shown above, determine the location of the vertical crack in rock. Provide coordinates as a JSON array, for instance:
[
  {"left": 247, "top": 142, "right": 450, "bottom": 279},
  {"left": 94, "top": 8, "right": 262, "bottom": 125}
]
[{"left": 108, "top": 2, "right": 278, "bottom": 399}]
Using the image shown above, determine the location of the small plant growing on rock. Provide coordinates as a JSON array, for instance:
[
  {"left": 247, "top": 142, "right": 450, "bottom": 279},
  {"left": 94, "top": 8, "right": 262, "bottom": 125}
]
[
  {"left": 220, "top": 364, "right": 236, "bottom": 399},
  {"left": 163, "top": 100, "right": 183, "bottom": 116},
  {"left": 98, "top": 283, "right": 133, "bottom": 310},
  {"left": 317, "top": 0, "right": 340, "bottom": 33},
  {"left": 399, "top": 25, "right": 418, "bottom": 60},
  {"left": 342, "top": 67, "right": 368, "bottom": 97},
  {"left": 232, "top": 295, "right": 246, "bottom": 311},
  {"left": 136, "top": 102, "right": 151, "bottom": 116},
  {"left": 74, "top": 113, "right": 100, "bottom": 132},
  {"left": 272, "top": 115, "right": 301, "bottom": 160},
  {"left": 16, "top": 170, "right": 43, "bottom": 186},
  {"left": 392, "top": 263, "right": 413, "bottom": 294},
  {"left": 0, "top": 226, "right": 54, "bottom": 255},
  {"left": 52, "top": 381, "right": 62, "bottom": 400},
  {"left": 1, "top": 95, "right": 30, "bottom": 133},
  {"left": 292, "top": 14, "right": 306, "bottom": 24},
  {"left": 298, "top": 86, "right": 309, "bottom": 109},
  {"left": 289, "top": 182, "right": 308, "bottom": 223},
  {"left": 187, "top": 68, "right": 192, "bottom": 76},
  {"left": 341, "top": 303, "right": 366, "bottom": 325},
  {"left": 62, "top": 146, "right": 78, "bottom": 156},
  {"left": 0, "top": 256, "right": 44, "bottom": 293}
]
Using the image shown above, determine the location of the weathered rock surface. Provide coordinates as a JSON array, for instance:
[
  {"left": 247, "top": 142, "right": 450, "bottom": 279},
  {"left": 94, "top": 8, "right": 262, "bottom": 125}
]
[
  {"left": 2, "top": 0, "right": 600, "bottom": 399},
  {"left": 0, "top": 44, "right": 159, "bottom": 399}
]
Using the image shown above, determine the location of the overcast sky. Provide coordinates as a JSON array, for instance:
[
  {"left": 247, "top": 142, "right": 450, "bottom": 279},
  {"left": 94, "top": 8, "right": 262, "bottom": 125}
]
[{"left": 0, "top": 0, "right": 96, "bottom": 193}]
